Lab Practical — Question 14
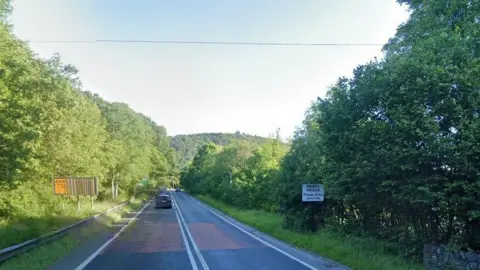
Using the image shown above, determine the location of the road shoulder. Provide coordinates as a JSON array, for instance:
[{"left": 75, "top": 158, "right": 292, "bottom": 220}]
[
  {"left": 47, "top": 201, "right": 147, "bottom": 270},
  {"left": 188, "top": 195, "right": 350, "bottom": 270}
]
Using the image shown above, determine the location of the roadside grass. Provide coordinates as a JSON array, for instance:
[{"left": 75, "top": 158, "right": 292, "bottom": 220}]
[
  {"left": 0, "top": 196, "right": 128, "bottom": 250},
  {"left": 196, "top": 195, "right": 424, "bottom": 270},
  {"left": 0, "top": 187, "right": 153, "bottom": 250},
  {"left": 0, "top": 235, "right": 80, "bottom": 270},
  {"left": 0, "top": 189, "right": 151, "bottom": 270},
  {"left": 0, "top": 194, "right": 150, "bottom": 270}
]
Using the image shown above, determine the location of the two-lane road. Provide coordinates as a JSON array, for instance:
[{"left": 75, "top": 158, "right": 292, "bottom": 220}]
[{"left": 74, "top": 192, "right": 347, "bottom": 270}]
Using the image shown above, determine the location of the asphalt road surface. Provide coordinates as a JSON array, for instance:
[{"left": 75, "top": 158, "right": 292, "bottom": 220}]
[{"left": 70, "top": 192, "right": 348, "bottom": 270}]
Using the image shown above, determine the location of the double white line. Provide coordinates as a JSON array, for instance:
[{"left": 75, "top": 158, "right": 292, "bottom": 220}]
[{"left": 172, "top": 195, "right": 209, "bottom": 270}]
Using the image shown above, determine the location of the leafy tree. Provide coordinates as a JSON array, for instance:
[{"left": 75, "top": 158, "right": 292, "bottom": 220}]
[
  {"left": 0, "top": 16, "right": 176, "bottom": 219},
  {"left": 278, "top": 0, "right": 480, "bottom": 256},
  {"left": 171, "top": 132, "right": 275, "bottom": 169},
  {"left": 180, "top": 136, "right": 288, "bottom": 210},
  {"left": 181, "top": 0, "right": 480, "bottom": 259},
  {"left": 0, "top": 0, "right": 11, "bottom": 22},
  {"left": 0, "top": 24, "right": 41, "bottom": 187},
  {"left": 181, "top": 143, "right": 218, "bottom": 194}
]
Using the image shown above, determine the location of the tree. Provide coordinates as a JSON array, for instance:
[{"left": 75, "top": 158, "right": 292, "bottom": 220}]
[
  {"left": 0, "top": 0, "right": 11, "bottom": 22},
  {"left": 180, "top": 0, "right": 480, "bottom": 258},
  {"left": 0, "top": 17, "right": 176, "bottom": 217},
  {"left": 279, "top": 0, "right": 480, "bottom": 254},
  {"left": 180, "top": 136, "right": 288, "bottom": 210},
  {"left": 171, "top": 132, "right": 274, "bottom": 169}
]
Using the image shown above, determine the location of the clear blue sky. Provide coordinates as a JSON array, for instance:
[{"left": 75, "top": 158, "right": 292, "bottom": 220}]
[{"left": 10, "top": 0, "right": 409, "bottom": 139}]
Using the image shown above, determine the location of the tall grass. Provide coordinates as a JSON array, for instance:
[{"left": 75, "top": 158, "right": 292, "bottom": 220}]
[
  {"left": 0, "top": 182, "right": 153, "bottom": 250},
  {"left": 196, "top": 195, "right": 424, "bottom": 270},
  {"left": 0, "top": 196, "right": 147, "bottom": 270}
]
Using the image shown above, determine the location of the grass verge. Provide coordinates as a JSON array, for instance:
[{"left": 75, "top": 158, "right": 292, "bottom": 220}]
[
  {"left": 196, "top": 194, "right": 424, "bottom": 270},
  {"left": 0, "top": 197, "right": 128, "bottom": 250},
  {"left": 0, "top": 197, "right": 147, "bottom": 270}
]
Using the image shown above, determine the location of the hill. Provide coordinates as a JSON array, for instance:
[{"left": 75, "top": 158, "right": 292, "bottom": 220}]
[{"left": 170, "top": 132, "right": 275, "bottom": 169}]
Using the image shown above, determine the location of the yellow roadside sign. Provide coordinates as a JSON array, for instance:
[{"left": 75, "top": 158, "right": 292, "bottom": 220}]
[
  {"left": 52, "top": 177, "right": 98, "bottom": 196},
  {"left": 54, "top": 178, "right": 69, "bottom": 195}
]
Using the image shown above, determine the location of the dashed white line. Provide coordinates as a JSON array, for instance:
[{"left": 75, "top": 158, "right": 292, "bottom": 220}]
[
  {"left": 74, "top": 203, "right": 150, "bottom": 270},
  {"left": 190, "top": 197, "right": 319, "bottom": 270},
  {"left": 172, "top": 195, "right": 210, "bottom": 270}
]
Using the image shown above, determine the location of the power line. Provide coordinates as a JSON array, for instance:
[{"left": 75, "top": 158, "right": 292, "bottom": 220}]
[{"left": 23, "top": 39, "right": 384, "bottom": 46}]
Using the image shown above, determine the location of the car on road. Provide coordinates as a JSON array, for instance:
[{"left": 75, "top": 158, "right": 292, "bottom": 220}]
[
  {"left": 158, "top": 190, "right": 170, "bottom": 198},
  {"left": 158, "top": 189, "right": 169, "bottom": 195},
  {"left": 155, "top": 194, "right": 172, "bottom": 209},
  {"left": 175, "top": 188, "right": 181, "bottom": 192}
]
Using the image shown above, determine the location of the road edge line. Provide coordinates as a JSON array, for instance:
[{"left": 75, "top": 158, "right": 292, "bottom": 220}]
[
  {"left": 191, "top": 197, "right": 319, "bottom": 270},
  {"left": 172, "top": 195, "right": 210, "bottom": 270},
  {"left": 173, "top": 198, "right": 199, "bottom": 270},
  {"left": 73, "top": 202, "right": 150, "bottom": 270}
]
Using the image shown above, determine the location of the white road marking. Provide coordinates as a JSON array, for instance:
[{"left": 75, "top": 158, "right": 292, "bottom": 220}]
[
  {"left": 74, "top": 203, "right": 150, "bottom": 270},
  {"left": 173, "top": 198, "right": 199, "bottom": 270},
  {"left": 190, "top": 197, "right": 320, "bottom": 270},
  {"left": 172, "top": 195, "right": 210, "bottom": 270}
]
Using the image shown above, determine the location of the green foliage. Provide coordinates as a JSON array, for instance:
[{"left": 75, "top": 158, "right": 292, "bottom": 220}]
[
  {"left": 0, "top": 18, "right": 175, "bottom": 247},
  {"left": 281, "top": 0, "right": 480, "bottom": 258},
  {"left": 0, "top": 0, "right": 11, "bottom": 22},
  {"left": 181, "top": 133, "right": 289, "bottom": 211},
  {"left": 171, "top": 132, "right": 274, "bottom": 169},
  {"left": 181, "top": 0, "right": 480, "bottom": 262}
]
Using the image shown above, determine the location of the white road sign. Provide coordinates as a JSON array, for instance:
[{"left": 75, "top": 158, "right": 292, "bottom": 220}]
[{"left": 302, "top": 184, "right": 324, "bottom": 202}]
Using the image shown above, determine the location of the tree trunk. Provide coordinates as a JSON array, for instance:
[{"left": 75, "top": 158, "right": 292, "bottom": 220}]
[{"left": 111, "top": 179, "right": 115, "bottom": 198}]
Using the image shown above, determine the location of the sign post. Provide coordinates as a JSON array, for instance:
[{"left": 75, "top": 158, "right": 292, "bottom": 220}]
[
  {"left": 301, "top": 184, "right": 325, "bottom": 232},
  {"left": 53, "top": 176, "right": 99, "bottom": 211}
]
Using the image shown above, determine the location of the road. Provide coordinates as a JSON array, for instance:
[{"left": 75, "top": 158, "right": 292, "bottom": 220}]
[{"left": 69, "top": 192, "right": 348, "bottom": 270}]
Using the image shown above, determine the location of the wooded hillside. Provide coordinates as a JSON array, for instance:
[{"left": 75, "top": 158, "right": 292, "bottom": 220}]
[{"left": 170, "top": 132, "right": 277, "bottom": 169}]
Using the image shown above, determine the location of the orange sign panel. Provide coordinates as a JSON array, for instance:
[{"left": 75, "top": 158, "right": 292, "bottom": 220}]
[
  {"left": 53, "top": 177, "right": 98, "bottom": 196},
  {"left": 54, "top": 178, "right": 69, "bottom": 195}
]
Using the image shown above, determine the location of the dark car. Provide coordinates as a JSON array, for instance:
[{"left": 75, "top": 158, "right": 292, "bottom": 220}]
[
  {"left": 158, "top": 190, "right": 170, "bottom": 196},
  {"left": 155, "top": 194, "right": 172, "bottom": 209},
  {"left": 175, "top": 188, "right": 181, "bottom": 192}
]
